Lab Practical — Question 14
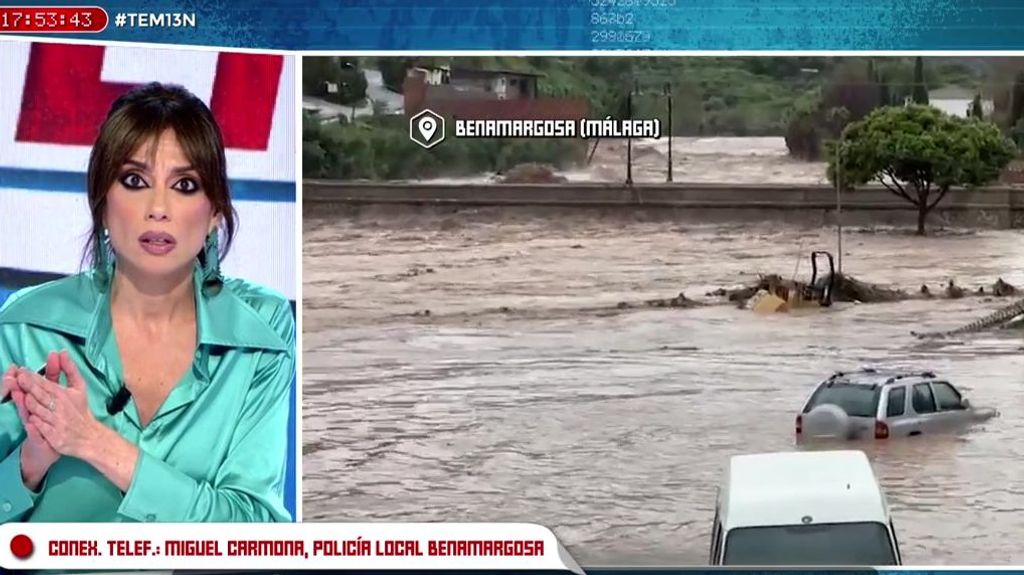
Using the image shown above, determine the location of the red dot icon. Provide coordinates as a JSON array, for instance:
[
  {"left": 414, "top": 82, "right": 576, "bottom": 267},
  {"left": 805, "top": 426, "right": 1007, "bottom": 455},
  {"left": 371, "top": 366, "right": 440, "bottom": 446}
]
[{"left": 10, "top": 534, "right": 33, "bottom": 559}]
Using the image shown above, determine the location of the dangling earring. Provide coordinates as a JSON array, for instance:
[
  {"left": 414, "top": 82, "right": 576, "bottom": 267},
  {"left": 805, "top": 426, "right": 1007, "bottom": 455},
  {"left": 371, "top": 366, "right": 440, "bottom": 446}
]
[
  {"left": 94, "top": 228, "right": 114, "bottom": 285},
  {"left": 201, "top": 230, "right": 222, "bottom": 295}
]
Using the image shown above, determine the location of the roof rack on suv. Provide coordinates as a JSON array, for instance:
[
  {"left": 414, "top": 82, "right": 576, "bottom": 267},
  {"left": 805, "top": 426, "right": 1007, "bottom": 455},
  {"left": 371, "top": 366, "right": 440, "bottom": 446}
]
[
  {"left": 883, "top": 371, "right": 938, "bottom": 385},
  {"left": 825, "top": 368, "right": 936, "bottom": 387}
]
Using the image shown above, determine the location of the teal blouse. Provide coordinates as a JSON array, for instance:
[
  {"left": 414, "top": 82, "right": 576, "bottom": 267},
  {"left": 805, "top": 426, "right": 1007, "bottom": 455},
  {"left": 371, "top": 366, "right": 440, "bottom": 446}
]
[{"left": 0, "top": 266, "right": 295, "bottom": 523}]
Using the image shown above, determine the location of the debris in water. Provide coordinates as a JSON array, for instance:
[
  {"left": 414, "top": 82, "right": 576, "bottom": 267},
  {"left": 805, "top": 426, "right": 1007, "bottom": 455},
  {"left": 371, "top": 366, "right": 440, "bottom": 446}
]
[
  {"left": 401, "top": 266, "right": 436, "bottom": 278},
  {"left": 914, "top": 295, "right": 1024, "bottom": 338},
  {"left": 722, "top": 273, "right": 908, "bottom": 307},
  {"left": 713, "top": 274, "right": 1016, "bottom": 311},
  {"left": 493, "top": 163, "right": 569, "bottom": 184},
  {"left": 946, "top": 279, "right": 965, "bottom": 299},
  {"left": 831, "top": 275, "right": 908, "bottom": 303},
  {"left": 645, "top": 292, "right": 699, "bottom": 309},
  {"left": 993, "top": 278, "right": 1017, "bottom": 297}
]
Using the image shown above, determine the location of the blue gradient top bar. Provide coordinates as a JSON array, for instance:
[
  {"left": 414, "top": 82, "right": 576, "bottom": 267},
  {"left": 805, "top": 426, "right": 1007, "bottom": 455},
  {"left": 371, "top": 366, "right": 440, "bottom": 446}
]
[{"left": 4, "top": 0, "right": 1024, "bottom": 51}]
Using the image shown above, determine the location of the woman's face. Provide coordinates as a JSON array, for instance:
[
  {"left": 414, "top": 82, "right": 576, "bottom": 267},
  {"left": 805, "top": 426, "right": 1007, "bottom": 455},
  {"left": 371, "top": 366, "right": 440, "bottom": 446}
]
[{"left": 104, "top": 128, "right": 219, "bottom": 283}]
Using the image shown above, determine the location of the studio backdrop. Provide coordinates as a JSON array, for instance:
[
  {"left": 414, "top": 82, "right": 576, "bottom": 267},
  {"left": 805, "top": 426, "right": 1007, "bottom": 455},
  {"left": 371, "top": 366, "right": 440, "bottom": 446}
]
[{"left": 0, "top": 40, "right": 298, "bottom": 519}]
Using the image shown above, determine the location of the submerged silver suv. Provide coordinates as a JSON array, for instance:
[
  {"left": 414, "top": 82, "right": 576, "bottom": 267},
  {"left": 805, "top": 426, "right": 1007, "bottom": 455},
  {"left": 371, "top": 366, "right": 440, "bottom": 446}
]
[{"left": 796, "top": 368, "right": 998, "bottom": 440}]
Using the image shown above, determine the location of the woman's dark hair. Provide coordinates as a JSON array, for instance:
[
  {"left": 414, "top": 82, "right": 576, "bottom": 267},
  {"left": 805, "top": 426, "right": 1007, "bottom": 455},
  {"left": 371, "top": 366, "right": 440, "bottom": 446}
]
[{"left": 83, "top": 82, "right": 237, "bottom": 279}]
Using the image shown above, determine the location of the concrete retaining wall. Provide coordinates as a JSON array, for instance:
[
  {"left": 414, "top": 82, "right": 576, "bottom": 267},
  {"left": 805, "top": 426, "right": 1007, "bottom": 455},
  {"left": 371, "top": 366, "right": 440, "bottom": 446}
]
[{"left": 303, "top": 181, "right": 1024, "bottom": 228}]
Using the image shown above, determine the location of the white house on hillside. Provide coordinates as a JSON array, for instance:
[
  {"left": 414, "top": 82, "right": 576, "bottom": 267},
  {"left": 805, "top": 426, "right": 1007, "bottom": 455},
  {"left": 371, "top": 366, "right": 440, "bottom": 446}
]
[{"left": 912, "top": 85, "right": 994, "bottom": 118}]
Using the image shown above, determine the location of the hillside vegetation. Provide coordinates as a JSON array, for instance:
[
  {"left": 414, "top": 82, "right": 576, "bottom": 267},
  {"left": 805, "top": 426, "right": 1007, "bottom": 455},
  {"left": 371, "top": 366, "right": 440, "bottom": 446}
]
[{"left": 303, "top": 56, "right": 1024, "bottom": 180}]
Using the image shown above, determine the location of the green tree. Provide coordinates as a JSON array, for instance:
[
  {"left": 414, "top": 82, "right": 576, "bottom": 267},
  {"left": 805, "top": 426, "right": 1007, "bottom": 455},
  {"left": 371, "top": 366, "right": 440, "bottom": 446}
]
[
  {"left": 1011, "top": 71, "right": 1024, "bottom": 131},
  {"left": 876, "top": 65, "right": 892, "bottom": 106},
  {"left": 828, "top": 105, "right": 1015, "bottom": 235},
  {"left": 821, "top": 60, "right": 882, "bottom": 123},
  {"left": 302, "top": 57, "right": 338, "bottom": 95},
  {"left": 303, "top": 57, "right": 367, "bottom": 106},
  {"left": 784, "top": 60, "right": 890, "bottom": 160},
  {"left": 912, "top": 57, "right": 929, "bottom": 104},
  {"left": 824, "top": 106, "right": 850, "bottom": 137},
  {"left": 377, "top": 58, "right": 411, "bottom": 93},
  {"left": 970, "top": 94, "right": 984, "bottom": 119},
  {"left": 1011, "top": 118, "right": 1024, "bottom": 148},
  {"left": 785, "top": 109, "right": 821, "bottom": 160},
  {"left": 337, "top": 61, "right": 368, "bottom": 106}
]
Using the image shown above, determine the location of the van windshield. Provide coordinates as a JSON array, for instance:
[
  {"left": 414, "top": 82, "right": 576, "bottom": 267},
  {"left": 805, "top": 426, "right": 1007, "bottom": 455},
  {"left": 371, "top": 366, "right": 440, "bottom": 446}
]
[
  {"left": 723, "top": 522, "right": 897, "bottom": 565},
  {"left": 803, "top": 384, "right": 880, "bottom": 418}
]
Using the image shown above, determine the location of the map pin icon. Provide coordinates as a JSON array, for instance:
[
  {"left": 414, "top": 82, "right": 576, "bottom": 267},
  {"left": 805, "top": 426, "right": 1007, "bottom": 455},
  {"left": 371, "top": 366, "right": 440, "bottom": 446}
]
[{"left": 418, "top": 116, "right": 437, "bottom": 141}]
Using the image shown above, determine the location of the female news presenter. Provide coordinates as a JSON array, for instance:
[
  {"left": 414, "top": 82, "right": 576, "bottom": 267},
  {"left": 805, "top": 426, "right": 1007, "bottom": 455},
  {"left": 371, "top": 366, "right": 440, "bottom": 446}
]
[{"left": 0, "top": 82, "right": 295, "bottom": 523}]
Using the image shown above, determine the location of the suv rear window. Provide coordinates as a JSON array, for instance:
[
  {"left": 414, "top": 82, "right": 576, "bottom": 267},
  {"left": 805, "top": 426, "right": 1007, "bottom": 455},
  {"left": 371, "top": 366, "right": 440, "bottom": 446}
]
[
  {"left": 804, "top": 383, "right": 881, "bottom": 418},
  {"left": 886, "top": 387, "right": 906, "bottom": 417},
  {"left": 723, "top": 522, "right": 897, "bottom": 566}
]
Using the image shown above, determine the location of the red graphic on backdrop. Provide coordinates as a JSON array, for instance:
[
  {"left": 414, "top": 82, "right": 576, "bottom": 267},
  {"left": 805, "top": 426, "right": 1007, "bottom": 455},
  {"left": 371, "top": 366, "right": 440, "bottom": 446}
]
[
  {"left": 211, "top": 52, "right": 284, "bottom": 150},
  {"left": 15, "top": 44, "right": 283, "bottom": 151}
]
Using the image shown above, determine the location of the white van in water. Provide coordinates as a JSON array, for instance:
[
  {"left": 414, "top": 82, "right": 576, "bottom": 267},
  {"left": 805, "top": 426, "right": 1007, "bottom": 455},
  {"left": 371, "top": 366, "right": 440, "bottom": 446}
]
[{"left": 709, "top": 450, "right": 901, "bottom": 566}]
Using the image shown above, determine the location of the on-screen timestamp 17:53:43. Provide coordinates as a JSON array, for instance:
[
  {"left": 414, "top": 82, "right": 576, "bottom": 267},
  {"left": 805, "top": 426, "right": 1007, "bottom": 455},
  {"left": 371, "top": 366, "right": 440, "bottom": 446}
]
[{"left": 0, "top": 6, "right": 108, "bottom": 33}]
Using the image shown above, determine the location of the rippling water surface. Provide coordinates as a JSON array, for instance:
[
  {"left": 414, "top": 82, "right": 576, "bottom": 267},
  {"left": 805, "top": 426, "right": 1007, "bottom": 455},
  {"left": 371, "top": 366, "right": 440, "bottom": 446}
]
[{"left": 303, "top": 209, "right": 1024, "bottom": 565}]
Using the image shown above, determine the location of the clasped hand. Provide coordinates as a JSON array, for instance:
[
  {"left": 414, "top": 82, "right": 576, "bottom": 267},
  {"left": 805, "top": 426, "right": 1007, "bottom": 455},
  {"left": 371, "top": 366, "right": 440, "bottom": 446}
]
[{"left": 2, "top": 350, "right": 100, "bottom": 462}]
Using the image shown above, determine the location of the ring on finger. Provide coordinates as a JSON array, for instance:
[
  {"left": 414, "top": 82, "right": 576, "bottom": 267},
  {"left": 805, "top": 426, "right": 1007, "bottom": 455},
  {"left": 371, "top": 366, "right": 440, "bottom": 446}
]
[{"left": 48, "top": 395, "right": 56, "bottom": 412}]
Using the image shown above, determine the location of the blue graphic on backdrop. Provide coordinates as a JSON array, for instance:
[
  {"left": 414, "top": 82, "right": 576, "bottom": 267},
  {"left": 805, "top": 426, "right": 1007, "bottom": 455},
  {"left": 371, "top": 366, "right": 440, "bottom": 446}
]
[{"left": 3, "top": 0, "right": 1023, "bottom": 51}]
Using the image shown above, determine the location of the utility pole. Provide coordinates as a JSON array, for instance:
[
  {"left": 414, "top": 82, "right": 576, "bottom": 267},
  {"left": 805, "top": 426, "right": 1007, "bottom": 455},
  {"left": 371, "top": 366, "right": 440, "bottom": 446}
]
[
  {"left": 626, "top": 81, "right": 635, "bottom": 185},
  {"left": 665, "top": 82, "right": 673, "bottom": 183},
  {"left": 835, "top": 136, "right": 843, "bottom": 275}
]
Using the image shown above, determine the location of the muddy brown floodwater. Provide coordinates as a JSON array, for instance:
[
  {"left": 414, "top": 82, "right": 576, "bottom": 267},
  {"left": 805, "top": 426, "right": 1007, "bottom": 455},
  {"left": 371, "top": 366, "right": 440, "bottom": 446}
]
[
  {"left": 414, "top": 137, "right": 830, "bottom": 186},
  {"left": 302, "top": 207, "right": 1024, "bottom": 566}
]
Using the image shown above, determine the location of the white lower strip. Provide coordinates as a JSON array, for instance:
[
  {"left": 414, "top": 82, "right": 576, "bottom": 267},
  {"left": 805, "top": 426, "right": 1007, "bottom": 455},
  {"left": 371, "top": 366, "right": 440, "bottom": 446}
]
[{"left": 0, "top": 522, "right": 583, "bottom": 573}]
